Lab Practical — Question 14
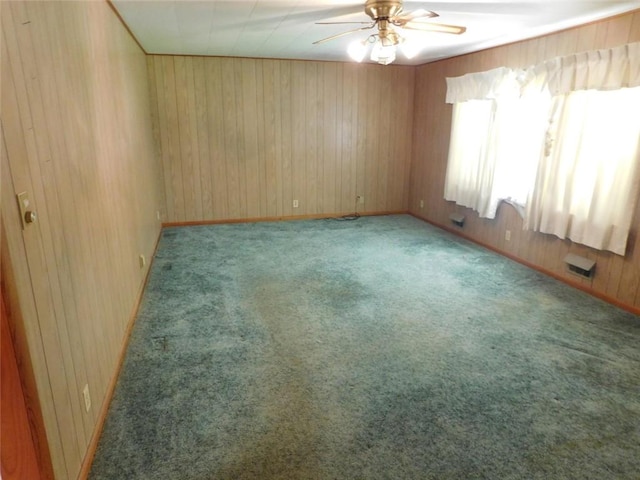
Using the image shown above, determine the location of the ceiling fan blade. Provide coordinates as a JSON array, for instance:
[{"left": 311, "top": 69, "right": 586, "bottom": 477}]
[
  {"left": 401, "top": 21, "right": 466, "bottom": 35},
  {"left": 316, "top": 21, "right": 374, "bottom": 25},
  {"left": 313, "top": 24, "right": 376, "bottom": 45},
  {"left": 393, "top": 8, "right": 439, "bottom": 24}
]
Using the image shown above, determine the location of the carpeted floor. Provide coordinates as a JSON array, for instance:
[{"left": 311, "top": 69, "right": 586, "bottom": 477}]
[{"left": 89, "top": 214, "right": 640, "bottom": 479}]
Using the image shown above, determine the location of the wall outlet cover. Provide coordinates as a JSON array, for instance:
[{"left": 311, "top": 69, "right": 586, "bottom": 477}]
[{"left": 83, "top": 384, "right": 91, "bottom": 412}]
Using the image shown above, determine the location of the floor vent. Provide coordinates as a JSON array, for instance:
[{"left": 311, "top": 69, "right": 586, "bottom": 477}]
[
  {"left": 564, "top": 253, "right": 595, "bottom": 278},
  {"left": 449, "top": 213, "right": 465, "bottom": 227}
]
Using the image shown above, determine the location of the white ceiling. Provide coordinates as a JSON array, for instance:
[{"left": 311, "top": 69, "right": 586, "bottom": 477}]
[{"left": 111, "top": 1, "right": 640, "bottom": 65}]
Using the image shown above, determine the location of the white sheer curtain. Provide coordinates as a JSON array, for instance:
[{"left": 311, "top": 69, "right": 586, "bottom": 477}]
[
  {"left": 445, "top": 42, "right": 640, "bottom": 255},
  {"left": 524, "top": 88, "right": 640, "bottom": 255},
  {"left": 444, "top": 68, "right": 548, "bottom": 219},
  {"left": 444, "top": 99, "right": 496, "bottom": 217},
  {"left": 524, "top": 43, "right": 640, "bottom": 255}
]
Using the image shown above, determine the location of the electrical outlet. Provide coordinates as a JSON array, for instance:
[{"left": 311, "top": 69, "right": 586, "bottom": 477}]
[
  {"left": 505, "top": 230, "right": 511, "bottom": 241},
  {"left": 420, "top": 199, "right": 424, "bottom": 209},
  {"left": 139, "top": 254, "right": 146, "bottom": 268},
  {"left": 156, "top": 210, "right": 161, "bottom": 221},
  {"left": 83, "top": 384, "right": 91, "bottom": 412},
  {"left": 293, "top": 199, "right": 299, "bottom": 208},
  {"left": 357, "top": 195, "right": 364, "bottom": 204}
]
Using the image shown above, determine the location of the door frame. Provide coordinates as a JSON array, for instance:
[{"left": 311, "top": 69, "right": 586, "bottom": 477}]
[{"left": 1, "top": 251, "right": 55, "bottom": 480}]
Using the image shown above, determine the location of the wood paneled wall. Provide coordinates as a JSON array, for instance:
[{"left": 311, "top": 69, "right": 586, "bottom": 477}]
[
  {"left": 410, "top": 11, "right": 640, "bottom": 310},
  {"left": 147, "top": 56, "right": 414, "bottom": 222},
  {"left": 1, "top": 1, "right": 163, "bottom": 479}
]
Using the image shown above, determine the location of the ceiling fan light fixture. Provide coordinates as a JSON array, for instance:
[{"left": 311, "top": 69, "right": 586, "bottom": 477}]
[
  {"left": 380, "top": 30, "right": 402, "bottom": 47},
  {"left": 370, "top": 40, "right": 396, "bottom": 65},
  {"left": 314, "top": 0, "right": 466, "bottom": 65},
  {"left": 401, "top": 40, "right": 422, "bottom": 59},
  {"left": 348, "top": 39, "right": 368, "bottom": 62}
]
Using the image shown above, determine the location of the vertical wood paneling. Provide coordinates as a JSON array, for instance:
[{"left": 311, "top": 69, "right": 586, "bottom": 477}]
[
  {"left": 148, "top": 56, "right": 414, "bottom": 221},
  {"left": 194, "top": 57, "right": 212, "bottom": 219},
  {"left": 355, "top": 66, "right": 369, "bottom": 212},
  {"left": 410, "top": 11, "right": 640, "bottom": 310},
  {"left": 241, "top": 59, "right": 260, "bottom": 218},
  {"left": 364, "top": 65, "right": 379, "bottom": 210},
  {"left": 234, "top": 59, "right": 249, "bottom": 218},
  {"left": 153, "top": 58, "right": 174, "bottom": 220},
  {"left": 176, "top": 56, "right": 198, "bottom": 220},
  {"left": 341, "top": 64, "right": 358, "bottom": 211},
  {"left": 1, "top": 6, "right": 85, "bottom": 474},
  {"left": 48, "top": 1, "right": 112, "bottom": 415},
  {"left": 147, "top": 57, "right": 164, "bottom": 213},
  {"left": 162, "top": 56, "right": 184, "bottom": 221},
  {"left": 271, "top": 61, "right": 284, "bottom": 216},
  {"left": 280, "top": 61, "right": 293, "bottom": 216},
  {"left": 2, "top": 134, "right": 58, "bottom": 480},
  {"left": 204, "top": 59, "right": 228, "bottom": 220},
  {"left": 220, "top": 59, "right": 238, "bottom": 218},
  {"left": 1, "top": 1, "right": 164, "bottom": 478},
  {"left": 255, "top": 62, "right": 268, "bottom": 218},
  {"left": 305, "top": 62, "right": 318, "bottom": 214},
  {"left": 322, "top": 63, "right": 337, "bottom": 214},
  {"left": 377, "top": 79, "right": 389, "bottom": 211}
]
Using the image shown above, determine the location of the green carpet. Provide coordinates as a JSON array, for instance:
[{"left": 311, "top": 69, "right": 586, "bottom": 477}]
[{"left": 89, "top": 214, "right": 640, "bottom": 479}]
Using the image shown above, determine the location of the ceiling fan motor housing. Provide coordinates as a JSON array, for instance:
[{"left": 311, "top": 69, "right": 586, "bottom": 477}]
[
  {"left": 313, "top": 0, "right": 464, "bottom": 62},
  {"left": 364, "top": 0, "right": 404, "bottom": 20}
]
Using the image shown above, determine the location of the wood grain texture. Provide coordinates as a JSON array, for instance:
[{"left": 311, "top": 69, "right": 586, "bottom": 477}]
[
  {"left": 148, "top": 57, "right": 415, "bottom": 221},
  {"left": 1, "top": 288, "right": 43, "bottom": 480},
  {"left": 1, "top": 143, "right": 57, "bottom": 480},
  {"left": 1, "top": 1, "right": 163, "bottom": 478},
  {"left": 410, "top": 10, "right": 640, "bottom": 310}
]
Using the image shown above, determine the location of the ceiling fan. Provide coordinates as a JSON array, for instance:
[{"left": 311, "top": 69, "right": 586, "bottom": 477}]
[{"left": 313, "top": 0, "right": 466, "bottom": 65}]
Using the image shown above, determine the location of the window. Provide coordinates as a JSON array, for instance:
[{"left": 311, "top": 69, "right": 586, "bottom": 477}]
[
  {"left": 445, "top": 43, "right": 640, "bottom": 255},
  {"left": 525, "top": 87, "right": 640, "bottom": 255}
]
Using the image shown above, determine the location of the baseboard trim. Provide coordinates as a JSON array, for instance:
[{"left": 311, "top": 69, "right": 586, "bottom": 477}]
[
  {"left": 77, "top": 228, "right": 163, "bottom": 480},
  {"left": 410, "top": 213, "right": 640, "bottom": 317},
  {"left": 162, "top": 210, "right": 407, "bottom": 227}
]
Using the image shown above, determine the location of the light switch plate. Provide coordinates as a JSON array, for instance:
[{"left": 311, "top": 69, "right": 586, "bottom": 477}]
[{"left": 16, "top": 192, "right": 32, "bottom": 230}]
